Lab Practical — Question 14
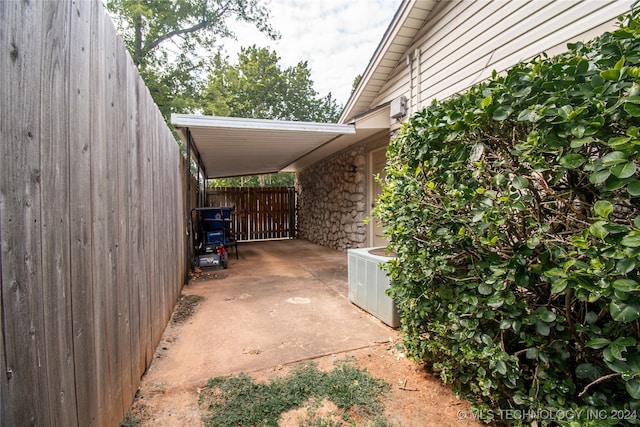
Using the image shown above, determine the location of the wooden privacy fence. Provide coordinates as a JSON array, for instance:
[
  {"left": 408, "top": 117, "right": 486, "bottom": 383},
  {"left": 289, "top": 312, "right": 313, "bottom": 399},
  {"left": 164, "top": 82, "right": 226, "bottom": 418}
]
[
  {"left": 207, "top": 187, "right": 297, "bottom": 241},
  {"left": 1, "top": 2, "right": 187, "bottom": 426}
]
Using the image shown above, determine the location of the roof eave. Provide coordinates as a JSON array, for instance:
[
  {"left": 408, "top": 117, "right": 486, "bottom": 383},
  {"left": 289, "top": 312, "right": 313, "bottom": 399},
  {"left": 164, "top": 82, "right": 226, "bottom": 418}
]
[{"left": 339, "top": 0, "right": 437, "bottom": 123}]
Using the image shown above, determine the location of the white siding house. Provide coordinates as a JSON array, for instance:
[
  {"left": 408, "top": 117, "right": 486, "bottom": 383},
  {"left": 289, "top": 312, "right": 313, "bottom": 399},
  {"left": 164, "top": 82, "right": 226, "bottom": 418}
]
[{"left": 296, "top": 0, "right": 635, "bottom": 250}]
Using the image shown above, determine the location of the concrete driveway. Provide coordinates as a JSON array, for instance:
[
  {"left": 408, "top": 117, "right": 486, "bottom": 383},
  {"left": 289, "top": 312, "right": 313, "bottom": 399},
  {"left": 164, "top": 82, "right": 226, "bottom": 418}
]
[
  {"left": 185, "top": 239, "right": 393, "bottom": 377},
  {"left": 135, "top": 239, "right": 395, "bottom": 424}
]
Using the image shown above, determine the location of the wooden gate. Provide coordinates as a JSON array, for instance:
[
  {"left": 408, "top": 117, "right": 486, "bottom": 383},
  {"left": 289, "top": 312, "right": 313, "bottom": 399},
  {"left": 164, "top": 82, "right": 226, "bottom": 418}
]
[{"left": 206, "top": 187, "right": 296, "bottom": 241}]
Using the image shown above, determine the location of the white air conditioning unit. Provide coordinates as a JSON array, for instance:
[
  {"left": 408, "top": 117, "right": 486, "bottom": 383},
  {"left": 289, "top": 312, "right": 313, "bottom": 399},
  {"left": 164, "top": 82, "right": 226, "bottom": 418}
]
[
  {"left": 390, "top": 96, "right": 407, "bottom": 119},
  {"left": 347, "top": 247, "right": 400, "bottom": 327}
]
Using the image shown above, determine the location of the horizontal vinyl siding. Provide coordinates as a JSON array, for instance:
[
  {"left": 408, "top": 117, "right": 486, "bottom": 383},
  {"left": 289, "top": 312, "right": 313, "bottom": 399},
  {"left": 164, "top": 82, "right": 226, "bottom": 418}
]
[
  {"left": 371, "top": 0, "right": 633, "bottom": 114},
  {"left": 416, "top": 0, "right": 633, "bottom": 108}
]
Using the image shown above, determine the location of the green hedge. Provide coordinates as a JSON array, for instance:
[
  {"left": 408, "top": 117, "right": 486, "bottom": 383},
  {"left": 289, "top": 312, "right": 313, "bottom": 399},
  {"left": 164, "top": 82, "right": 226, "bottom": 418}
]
[{"left": 376, "top": 10, "right": 640, "bottom": 426}]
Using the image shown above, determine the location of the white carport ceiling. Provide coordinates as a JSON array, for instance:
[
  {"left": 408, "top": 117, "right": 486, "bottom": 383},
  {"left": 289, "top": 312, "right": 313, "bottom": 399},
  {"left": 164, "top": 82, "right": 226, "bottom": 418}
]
[{"left": 171, "top": 114, "right": 356, "bottom": 178}]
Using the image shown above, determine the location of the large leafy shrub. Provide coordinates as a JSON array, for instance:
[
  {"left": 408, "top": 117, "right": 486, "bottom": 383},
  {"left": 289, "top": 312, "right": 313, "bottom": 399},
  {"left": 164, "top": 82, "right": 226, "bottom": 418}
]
[{"left": 377, "top": 10, "right": 640, "bottom": 426}]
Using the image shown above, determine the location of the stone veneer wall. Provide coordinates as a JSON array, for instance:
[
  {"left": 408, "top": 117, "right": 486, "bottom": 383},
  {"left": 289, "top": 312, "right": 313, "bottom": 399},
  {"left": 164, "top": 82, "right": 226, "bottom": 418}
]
[{"left": 296, "top": 147, "right": 368, "bottom": 250}]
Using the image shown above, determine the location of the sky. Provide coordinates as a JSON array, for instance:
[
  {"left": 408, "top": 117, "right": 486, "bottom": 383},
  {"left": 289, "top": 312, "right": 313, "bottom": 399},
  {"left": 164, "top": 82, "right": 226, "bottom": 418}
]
[{"left": 223, "top": 0, "right": 404, "bottom": 107}]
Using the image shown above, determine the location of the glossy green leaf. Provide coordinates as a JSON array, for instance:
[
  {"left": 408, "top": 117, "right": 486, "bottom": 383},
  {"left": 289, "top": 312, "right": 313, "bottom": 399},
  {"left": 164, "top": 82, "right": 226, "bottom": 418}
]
[
  {"left": 607, "top": 136, "right": 632, "bottom": 147},
  {"left": 536, "top": 308, "right": 556, "bottom": 323},
  {"left": 605, "top": 175, "right": 628, "bottom": 191},
  {"left": 610, "top": 299, "right": 640, "bottom": 322},
  {"left": 616, "top": 258, "right": 636, "bottom": 274},
  {"left": 586, "top": 338, "right": 611, "bottom": 349},
  {"left": 613, "top": 279, "right": 640, "bottom": 292},
  {"left": 590, "top": 221, "right": 609, "bottom": 239},
  {"left": 589, "top": 169, "right": 611, "bottom": 184},
  {"left": 600, "top": 68, "right": 620, "bottom": 81},
  {"left": 513, "top": 86, "right": 532, "bottom": 98},
  {"left": 559, "top": 153, "right": 585, "bottom": 168},
  {"left": 576, "top": 58, "right": 590, "bottom": 75},
  {"left": 601, "top": 151, "right": 628, "bottom": 166},
  {"left": 492, "top": 106, "right": 513, "bottom": 121},
  {"left": 550, "top": 278, "right": 568, "bottom": 294},
  {"left": 517, "top": 109, "right": 540, "bottom": 122},
  {"left": 535, "top": 320, "right": 551, "bottom": 336},
  {"left": 558, "top": 105, "right": 574, "bottom": 120},
  {"left": 625, "top": 102, "right": 640, "bottom": 117},
  {"left": 628, "top": 180, "right": 640, "bottom": 196},
  {"left": 611, "top": 161, "right": 637, "bottom": 178},
  {"left": 621, "top": 232, "right": 640, "bottom": 247},
  {"left": 478, "top": 283, "right": 493, "bottom": 295},
  {"left": 626, "top": 379, "right": 640, "bottom": 399},
  {"left": 593, "top": 200, "right": 613, "bottom": 218}
]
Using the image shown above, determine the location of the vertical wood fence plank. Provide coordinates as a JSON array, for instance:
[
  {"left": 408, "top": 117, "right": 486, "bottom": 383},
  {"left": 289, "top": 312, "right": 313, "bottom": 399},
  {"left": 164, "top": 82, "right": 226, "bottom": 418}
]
[
  {"left": 103, "top": 17, "right": 123, "bottom": 425},
  {"left": 0, "top": 4, "right": 16, "bottom": 424},
  {"left": 68, "top": 1, "right": 98, "bottom": 424},
  {"left": 126, "top": 46, "right": 143, "bottom": 395},
  {"left": 137, "top": 78, "right": 153, "bottom": 373},
  {"left": 114, "top": 30, "right": 134, "bottom": 416},
  {"left": 156, "top": 109, "right": 167, "bottom": 338},
  {"left": 0, "top": 1, "right": 49, "bottom": 425},
  {"left": 39, "top": 2, "right": 78, "bottom": 425},
  {"left": 0, "top": 206, "right": 9, "bottom": 426},
  {"left": 89, "top": 4, "right": 112, "bottom": 424},
  {"left": 148, "top": 83, "right": 160, "bottom": 364}
]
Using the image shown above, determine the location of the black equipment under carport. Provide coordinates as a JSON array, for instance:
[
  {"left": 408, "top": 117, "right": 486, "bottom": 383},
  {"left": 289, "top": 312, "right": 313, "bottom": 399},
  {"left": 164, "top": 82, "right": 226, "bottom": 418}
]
[{"left": 191, "top": 206, "right": 238, "bottom": 269}]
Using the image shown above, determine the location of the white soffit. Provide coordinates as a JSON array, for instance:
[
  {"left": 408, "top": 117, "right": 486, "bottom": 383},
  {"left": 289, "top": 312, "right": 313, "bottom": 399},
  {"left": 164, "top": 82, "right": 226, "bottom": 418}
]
[
  {"left": 283, "top": 105, "right": 391, "bottom": 172},
  {"left": 171, "top": 114, "right": 356, "bottom": 178}
]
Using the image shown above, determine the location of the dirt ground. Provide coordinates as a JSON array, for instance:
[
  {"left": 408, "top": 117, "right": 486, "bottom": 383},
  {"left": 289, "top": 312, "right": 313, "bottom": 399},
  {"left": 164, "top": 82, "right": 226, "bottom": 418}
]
[{"left": 126, "top": 285, "right": 485, "bottom": 427}]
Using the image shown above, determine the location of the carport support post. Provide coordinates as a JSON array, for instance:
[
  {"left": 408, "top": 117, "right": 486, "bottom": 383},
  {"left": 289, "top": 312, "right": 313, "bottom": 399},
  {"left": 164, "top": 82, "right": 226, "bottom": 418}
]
[{"left": 185, "top": 127, "right": 192, "bottom": 282}]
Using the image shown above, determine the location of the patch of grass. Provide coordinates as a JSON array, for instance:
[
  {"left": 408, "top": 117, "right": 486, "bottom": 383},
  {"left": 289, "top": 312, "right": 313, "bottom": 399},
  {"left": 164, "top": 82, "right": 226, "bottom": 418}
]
[
  {"left": 199, "top": 360, "right": 392, "bottom": 426},
  {"left": 121, "top": 390, "right": 148, "bottom": 427},
  {"left": 172, "top": 294, "right": 204, "bottom": 324},
  {"left": 120, "top": 411, "right": 140, "bottom": 427}
]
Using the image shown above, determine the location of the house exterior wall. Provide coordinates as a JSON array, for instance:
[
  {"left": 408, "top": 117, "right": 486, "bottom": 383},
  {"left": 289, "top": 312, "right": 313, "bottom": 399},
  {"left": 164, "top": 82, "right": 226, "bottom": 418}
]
[
  {"left": 375, "top": 0, "right": 633, "bottom": 115},
  {"left": 296, "top": 147, "right": 367, "bottom": 250},
  {"left": 301, "top": 0, "right": 633, "bottom": 251}
]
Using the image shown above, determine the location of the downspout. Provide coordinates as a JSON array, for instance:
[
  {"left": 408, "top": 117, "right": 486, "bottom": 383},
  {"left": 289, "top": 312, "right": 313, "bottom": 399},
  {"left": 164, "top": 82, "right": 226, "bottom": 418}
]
[
  {"left": 415, "top": 48, "right": 421, "bottom": 111},
  {"left": 406, "top": 54, "right": 413, "bottom": 115}
]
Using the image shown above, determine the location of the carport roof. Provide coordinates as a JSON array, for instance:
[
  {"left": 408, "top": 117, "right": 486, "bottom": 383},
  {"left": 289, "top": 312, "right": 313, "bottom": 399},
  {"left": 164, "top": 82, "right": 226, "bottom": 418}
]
[
  {"left": 172, "top": 112, "right": 389, "bottom": 179},
  {"left": 171, "top": 114, "right": 356, "bottom": 178}
]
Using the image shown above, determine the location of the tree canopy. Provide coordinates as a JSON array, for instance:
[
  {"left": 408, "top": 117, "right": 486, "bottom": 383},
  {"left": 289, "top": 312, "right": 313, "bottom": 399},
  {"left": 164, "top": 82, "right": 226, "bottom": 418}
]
[
  {"left": 202, "top": 45, "right": 341, "bottom": 122},
  {"left": 105, "top": 0, "right": 279, "bottom": 119}
]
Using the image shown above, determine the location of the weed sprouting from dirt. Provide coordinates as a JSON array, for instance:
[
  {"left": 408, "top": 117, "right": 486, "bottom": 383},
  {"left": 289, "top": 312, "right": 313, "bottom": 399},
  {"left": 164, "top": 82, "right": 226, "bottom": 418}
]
[
  {"left": 172, "top": 294, "right": 205, "bottom": 324},
  {"left": 198, "top": 360, "right": 393, "bottom": 426}
]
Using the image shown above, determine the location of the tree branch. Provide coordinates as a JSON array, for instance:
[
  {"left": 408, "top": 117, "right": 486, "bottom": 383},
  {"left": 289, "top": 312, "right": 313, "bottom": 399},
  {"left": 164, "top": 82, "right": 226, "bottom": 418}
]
[
  {"left": 578, "top": 372, "right": 622, "bottom": 398},
  {"left": 142, "top": 19, "right": 209, "bottom": 57},
  {"left": 140, "top": 0, "right": 235, "bottom": 58}
]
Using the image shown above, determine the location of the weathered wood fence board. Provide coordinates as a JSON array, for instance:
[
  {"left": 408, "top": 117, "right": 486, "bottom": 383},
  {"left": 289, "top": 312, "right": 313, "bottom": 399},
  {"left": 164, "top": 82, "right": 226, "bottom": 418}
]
[
  {"left": 69, "top": 1, "right": 99, "bottom": 425},
  {"left": 0, "top": 1, "right": 189, "bottom": 425},
  {"left": 1, "top": 1, "right": 51, "bottom": 425},
  {"left": 206, "top": 187, "right": 297, "bottom": 241}
]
